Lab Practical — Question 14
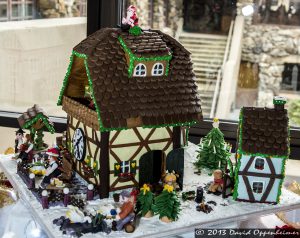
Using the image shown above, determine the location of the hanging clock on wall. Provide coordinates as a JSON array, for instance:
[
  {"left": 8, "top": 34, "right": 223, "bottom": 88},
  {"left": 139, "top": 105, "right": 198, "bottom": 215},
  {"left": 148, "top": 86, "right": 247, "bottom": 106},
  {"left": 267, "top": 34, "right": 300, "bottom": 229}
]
[{"left": 72, "top": 128, "right": 86, "bottom": 161}]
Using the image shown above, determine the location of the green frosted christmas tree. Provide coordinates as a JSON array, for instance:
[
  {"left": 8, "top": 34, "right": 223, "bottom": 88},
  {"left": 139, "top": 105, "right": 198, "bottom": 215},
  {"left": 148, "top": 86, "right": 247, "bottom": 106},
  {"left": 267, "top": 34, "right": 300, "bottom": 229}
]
[
  {"left": 194, "top": 118, "right": 231, "bottom": 173},
  {"left": 154, "top": 184, "right": 181, "bottom": 223},
  {"left": 137, "top": 184, "right": 155, "bottom": 217}
]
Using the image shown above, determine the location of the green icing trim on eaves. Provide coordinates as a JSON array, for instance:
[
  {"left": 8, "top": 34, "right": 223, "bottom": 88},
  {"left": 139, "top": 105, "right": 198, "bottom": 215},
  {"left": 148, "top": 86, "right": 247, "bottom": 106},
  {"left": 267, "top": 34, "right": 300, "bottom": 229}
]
[
  {"left": 22, "top": 113, "right": 55, "bottom": 134},
  {"left": 56, "top": 50, "right": 105, "bottom": 131},
  {"left": 232, "top": 154, "right": 241, "bottom": 200},
  {"left": 118, "top": 36, "right": 172, "bottom": 77},
  {"left": 233, "top": 109, "right": 244, "bottom": 200},
  {"left": 57, "top": 51, "right": 197, "bottom": 132},
  {"left": 276, "top": 124, "right": 290, "bottom": 203},
  {"left": 57, "top": 52, "right": 75, "bottom": 106}
]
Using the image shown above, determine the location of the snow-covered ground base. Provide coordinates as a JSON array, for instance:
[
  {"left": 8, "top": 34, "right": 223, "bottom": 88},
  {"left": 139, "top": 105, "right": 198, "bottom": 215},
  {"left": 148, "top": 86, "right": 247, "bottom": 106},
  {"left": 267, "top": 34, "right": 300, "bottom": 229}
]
[{"left": 1, "top": 143, "right": 300, "bottom": 238}]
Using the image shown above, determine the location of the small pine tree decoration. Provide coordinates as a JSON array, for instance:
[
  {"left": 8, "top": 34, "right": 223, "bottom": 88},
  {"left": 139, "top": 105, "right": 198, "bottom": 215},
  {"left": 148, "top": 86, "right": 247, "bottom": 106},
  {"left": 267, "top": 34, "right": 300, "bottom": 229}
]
[
  {"left": 194, "top": 118, "right": 231, "bottom": 173},
  {"left": 154, "top": 184, "right": 181, "bottom": 222},
  {"left": 137, "top": 184, "right": 154, "bottom": 217}
]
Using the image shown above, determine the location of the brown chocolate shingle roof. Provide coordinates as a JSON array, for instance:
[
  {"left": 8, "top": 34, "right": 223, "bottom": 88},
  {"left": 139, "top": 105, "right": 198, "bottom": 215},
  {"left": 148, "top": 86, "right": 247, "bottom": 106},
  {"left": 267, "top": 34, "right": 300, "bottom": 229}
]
[
  {"left": 240, "top": 107, "right": 289, "bottom": 156},
  {"left": 119, "top": 31, "right": 170, "bottom": 56},
  {"left": 18, "top": 104, "right": 54, "bottom": 130},
  {"left": 65, "top": 28, "right": 202, "bottom": 130}
]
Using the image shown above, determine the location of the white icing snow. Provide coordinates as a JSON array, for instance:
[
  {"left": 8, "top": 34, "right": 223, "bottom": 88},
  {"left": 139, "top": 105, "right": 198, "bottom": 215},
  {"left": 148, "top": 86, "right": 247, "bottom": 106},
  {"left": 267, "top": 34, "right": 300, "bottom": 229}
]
[{"left": 1, "top": 144, "right": 300, "bottom": 238}]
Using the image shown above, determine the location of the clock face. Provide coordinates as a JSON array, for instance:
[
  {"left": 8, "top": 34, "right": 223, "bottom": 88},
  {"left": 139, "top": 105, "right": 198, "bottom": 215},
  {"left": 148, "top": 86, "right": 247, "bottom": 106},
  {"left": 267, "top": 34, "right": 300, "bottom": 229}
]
[{"left": 72, "top": 128, "right": 86, "bottom": 161}]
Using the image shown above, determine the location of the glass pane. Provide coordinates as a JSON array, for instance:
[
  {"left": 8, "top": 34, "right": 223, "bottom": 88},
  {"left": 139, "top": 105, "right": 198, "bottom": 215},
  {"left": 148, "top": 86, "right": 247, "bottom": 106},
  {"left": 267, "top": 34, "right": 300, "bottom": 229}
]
[
  {"left": 37, "top": 0, "right": 87, "bottom": 19},
  {"left": 11, "top": 4, "right": 22, "bottom": 17},
  {"left": 0, "top": 5, "right": 87, "bottom": 116},
  {"left": 25, "top": 3, "right": 33, "bottom": 17},
  {"left": 0, "top": 4, "right": 7, "bottom": 18}
]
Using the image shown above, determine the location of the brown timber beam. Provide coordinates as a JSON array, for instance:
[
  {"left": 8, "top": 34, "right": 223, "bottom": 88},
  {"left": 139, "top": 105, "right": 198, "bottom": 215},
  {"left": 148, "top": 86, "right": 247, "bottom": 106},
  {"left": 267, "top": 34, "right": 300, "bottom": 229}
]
[
  {"left": 99, "top": 131, "right": 110, "bottom": 198},
  {"left": 173, "top": 126, "right": 181, "bottom": 149}
]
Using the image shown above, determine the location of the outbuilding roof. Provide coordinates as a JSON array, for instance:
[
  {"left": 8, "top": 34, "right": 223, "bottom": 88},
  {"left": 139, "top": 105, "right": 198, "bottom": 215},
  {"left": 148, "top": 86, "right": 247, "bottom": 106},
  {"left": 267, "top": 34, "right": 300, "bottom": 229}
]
[{"left": 239, "top": 106, "right": 289, "bottom": 157}]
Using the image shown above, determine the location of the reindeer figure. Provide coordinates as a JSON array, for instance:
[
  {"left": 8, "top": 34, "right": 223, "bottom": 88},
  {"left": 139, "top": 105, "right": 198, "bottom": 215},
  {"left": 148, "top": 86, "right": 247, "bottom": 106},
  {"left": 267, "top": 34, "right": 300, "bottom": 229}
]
[{"left": 162, "top": 170, "right": 180, "bottom": 191}]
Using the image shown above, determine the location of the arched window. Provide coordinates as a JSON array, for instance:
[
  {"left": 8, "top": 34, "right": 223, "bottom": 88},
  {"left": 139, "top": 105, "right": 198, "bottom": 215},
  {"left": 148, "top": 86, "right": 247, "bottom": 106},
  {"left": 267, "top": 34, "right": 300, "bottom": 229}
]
[
  {"left": 152, "top": 63, "right": 164, "bottom": 76},
  {"left": 133, "top": 63, "right": 147, "bottom": 77}
]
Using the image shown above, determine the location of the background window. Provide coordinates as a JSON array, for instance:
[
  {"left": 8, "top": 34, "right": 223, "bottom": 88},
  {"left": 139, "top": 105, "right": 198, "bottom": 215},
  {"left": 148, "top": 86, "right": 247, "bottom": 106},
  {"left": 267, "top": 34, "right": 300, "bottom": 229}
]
[
  {"left": 134, "top": 63, "right": 147, "bottom": 76},
  {"left": 255, "top": 158, "right": 265, "bottom": 170},
  {"left": 152, "top": 63, "right": 164, "bottom": 76},
  {"left": 253, "top": 182, "right": 264, "bottom": 194}
]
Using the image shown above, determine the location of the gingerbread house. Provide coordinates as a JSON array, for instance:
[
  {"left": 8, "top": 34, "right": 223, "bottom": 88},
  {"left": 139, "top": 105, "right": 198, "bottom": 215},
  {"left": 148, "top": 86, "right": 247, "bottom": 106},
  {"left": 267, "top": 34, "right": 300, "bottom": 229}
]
[
  {"left": 233, "top": 97, "right": 289, "bottom": 204},
  {"left": 57, "top": 28, "right": 202, "bottom": 198}
]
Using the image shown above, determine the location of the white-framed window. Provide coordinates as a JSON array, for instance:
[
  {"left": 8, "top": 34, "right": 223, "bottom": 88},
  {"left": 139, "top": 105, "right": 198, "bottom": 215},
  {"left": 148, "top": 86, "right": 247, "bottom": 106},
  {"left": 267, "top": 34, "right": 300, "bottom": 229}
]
[
  {"left": 152, "top": 63, "right": 164, "bottom": 76},
  {"left": 254, "top": 157, "right": 265, "bottom": 170},
  {"left": 121, "top": 161, "right": 130, "bottom": 173},
  {"left": 133, "top": 63, "right": 147, "bottom": 77},
  {"left": 252, "top": 181, "right": 264, "bottom": 194}
]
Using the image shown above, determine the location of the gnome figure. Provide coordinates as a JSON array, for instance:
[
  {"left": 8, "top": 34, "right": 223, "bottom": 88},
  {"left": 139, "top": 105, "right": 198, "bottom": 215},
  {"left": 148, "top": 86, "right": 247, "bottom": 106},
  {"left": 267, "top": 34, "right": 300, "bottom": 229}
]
[
  {"left": 122, "top": 5, "right": 138, "bottom": 29},
  {"left": 40, "top": 148, "right": 61, "bottom": 189},
  {"left": 15, "top": 128, "right": 25, "bottom": 154},
  {"left": 18, "top": 134, "right": 34, "bottom": 162},
  {"left": 112, "top": 190, "right": 135, "bottom": 231}
]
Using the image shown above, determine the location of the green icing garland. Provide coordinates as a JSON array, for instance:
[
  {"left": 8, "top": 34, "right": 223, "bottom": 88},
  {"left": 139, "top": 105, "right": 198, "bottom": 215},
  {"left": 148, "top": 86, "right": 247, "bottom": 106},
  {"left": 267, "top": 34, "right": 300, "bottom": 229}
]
[
  {"left": 233, "top": 107, "right": 290, "bottom": 203},
  {"left": 118, "top": 36, "right": 172, "bottom": 77},
  {"left": 273, "top": 99, "right": 286, "bottom": 105},
  {"left": 185, "top": 127, "right": 189, "bottom": 147},
  {"left": 22, "top": 113, "right": 55, "bottom": 134},
  {"left": 57, "top": 51, "right": 197, "bottom": 132},
  {"left": 276, "top": 124, "right": 290, "bottom": 203}
]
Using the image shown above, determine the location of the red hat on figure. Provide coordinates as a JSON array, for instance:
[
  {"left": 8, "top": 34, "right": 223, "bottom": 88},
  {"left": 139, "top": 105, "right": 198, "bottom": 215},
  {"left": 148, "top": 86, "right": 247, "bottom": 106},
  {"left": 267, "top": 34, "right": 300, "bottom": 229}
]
[{"left": 46, "top": 148, "right": 60, "bottom": 157}]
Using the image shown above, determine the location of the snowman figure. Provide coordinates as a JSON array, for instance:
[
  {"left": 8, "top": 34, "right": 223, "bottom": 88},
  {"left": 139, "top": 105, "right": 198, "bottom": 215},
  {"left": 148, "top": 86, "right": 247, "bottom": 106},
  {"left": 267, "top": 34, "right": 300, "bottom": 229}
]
[{"left": 122, "top": 5, "right": 138, "bottom": 29}]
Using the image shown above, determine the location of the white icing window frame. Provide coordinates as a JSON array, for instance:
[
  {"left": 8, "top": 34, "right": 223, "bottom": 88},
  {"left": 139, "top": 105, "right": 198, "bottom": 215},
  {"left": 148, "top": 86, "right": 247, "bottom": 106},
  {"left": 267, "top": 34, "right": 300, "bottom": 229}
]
[
  {"left": 252, "top": 181, "right": 265, "bottom": 194},
  {"left": 121, "top": 161, "right": 130, "bottom": 173},
  {"left": 253, "top": 156, "right": 266, "bottom": 171},
  {"left": 133, "top": 63, "right": 147, "bottom": 77},
  {"left": 151, "top": 63, "right": 164, "bottom": 76}
]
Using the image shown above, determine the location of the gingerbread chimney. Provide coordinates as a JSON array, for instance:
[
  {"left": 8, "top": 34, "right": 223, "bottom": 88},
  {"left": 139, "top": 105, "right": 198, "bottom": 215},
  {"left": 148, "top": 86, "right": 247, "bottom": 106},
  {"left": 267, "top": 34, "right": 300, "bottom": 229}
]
[{"left": 273, "top": 96, "right": 287, "bottom": 111}]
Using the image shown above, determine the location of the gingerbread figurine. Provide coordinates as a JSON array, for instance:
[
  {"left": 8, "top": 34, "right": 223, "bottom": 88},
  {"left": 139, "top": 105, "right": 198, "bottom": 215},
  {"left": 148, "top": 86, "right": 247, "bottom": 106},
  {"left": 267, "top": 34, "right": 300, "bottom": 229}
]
[
  {"left": 113, "top": 190, "right": 135, "bottom": 232},
  {"left": 40, "top": 148, "right": 61, "bottom": 189},
  {"left": 122, "top": 5, "right": 139, "bottom": 29},
  {"left": 163, "top": 170, "right": 180, "bottom": 190},
  {"left": 14, "top": 128, "right": 25, "bottom": 154},
  {"left": 208, "top": 169, "right": 223, "bottom": 193}
]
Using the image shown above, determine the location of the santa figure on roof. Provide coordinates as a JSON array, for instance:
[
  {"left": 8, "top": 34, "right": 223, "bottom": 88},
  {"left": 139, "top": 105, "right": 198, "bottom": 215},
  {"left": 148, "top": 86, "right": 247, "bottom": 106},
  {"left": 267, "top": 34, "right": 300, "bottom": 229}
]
[{"left": 122, "top": 5, "right": 139, "bottom": 29}]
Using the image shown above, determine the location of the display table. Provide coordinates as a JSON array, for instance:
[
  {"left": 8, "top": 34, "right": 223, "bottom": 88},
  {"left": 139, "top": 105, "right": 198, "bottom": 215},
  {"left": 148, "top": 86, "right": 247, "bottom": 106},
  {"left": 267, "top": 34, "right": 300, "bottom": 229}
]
[{"left": 1, "top": 150, "right": 300, "bottom": 238}]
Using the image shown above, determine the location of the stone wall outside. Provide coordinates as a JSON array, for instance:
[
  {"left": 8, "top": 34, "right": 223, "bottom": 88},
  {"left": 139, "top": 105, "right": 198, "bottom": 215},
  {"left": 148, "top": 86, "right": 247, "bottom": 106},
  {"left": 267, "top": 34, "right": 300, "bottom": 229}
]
[
  {"left": 127, "top": 0, "right": 183, "bottom": 36},
  {"left": 237, "top": 0, "right": 300, "bottom": 107}
]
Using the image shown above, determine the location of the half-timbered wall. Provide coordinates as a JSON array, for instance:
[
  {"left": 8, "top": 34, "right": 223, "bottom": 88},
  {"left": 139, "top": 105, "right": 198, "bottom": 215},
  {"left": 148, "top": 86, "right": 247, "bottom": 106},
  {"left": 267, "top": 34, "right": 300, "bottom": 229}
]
[
  {"left": 236, "top": 154, "right": 285, "bottom": 203},
  {"left": 239, "top": 155, "right": 284, "bottom": 175},
  {"left": 108, "top": 127, "right": 174, "bottom": 191},
  {"left": 237, "top": 175, "right": 281, "bottom": 202},
  {"left": 67, "top": 115, "right": 101, "bottom": 186}
]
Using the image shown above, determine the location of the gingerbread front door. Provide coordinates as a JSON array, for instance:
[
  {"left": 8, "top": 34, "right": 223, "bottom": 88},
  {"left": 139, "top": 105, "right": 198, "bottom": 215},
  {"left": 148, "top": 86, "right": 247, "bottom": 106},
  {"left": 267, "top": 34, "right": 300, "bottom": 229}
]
[{"left": 139, "top": 150, "right": 165, "bottom": 187}]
